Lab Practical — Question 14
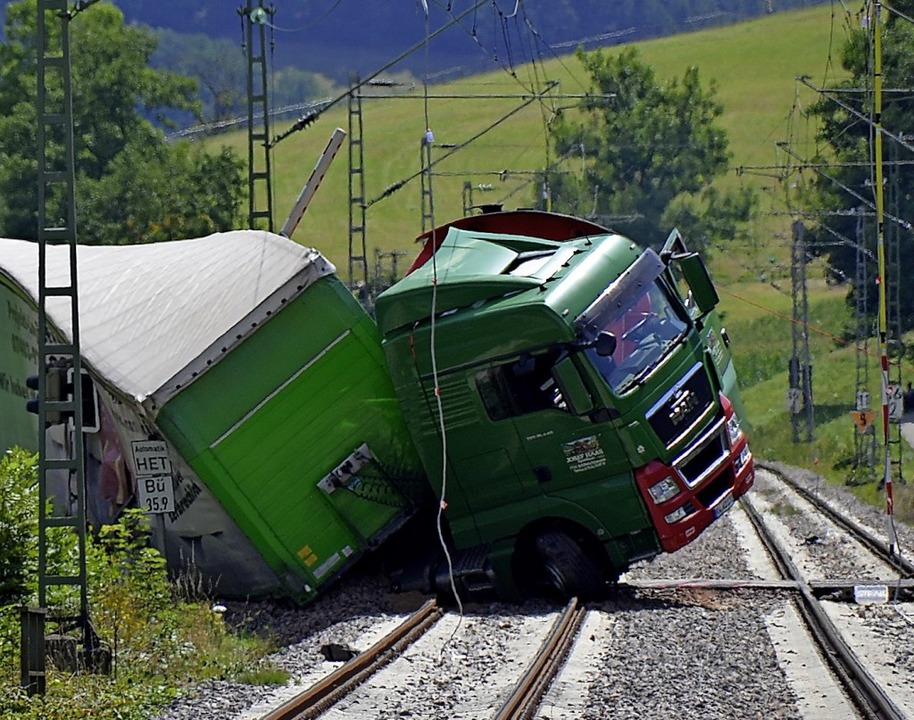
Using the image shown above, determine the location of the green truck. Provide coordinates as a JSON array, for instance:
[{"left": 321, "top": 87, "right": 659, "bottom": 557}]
[{"left": 2, "top": 209, "right": 753, "bottom": 602}]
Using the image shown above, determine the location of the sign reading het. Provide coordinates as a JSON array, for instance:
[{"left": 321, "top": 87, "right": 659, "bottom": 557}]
[
  {"left": 131, "top": 440, "right": 172, "bottom": 476},
  {"left": 131, "top": 440, "right": 175, "bottom": 514}
]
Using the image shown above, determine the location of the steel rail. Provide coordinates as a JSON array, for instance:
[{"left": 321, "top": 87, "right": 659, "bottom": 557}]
[
  {"left": 741, "top": 494, "right": 906, "bottom": 720},
  {"left": 260, "top": 599, "right": 441, "bottom": 720},
  {"left": 758, "top": 460, "right": 914, "bottom": 578},
  {"left": 493, "top": 597, "right": 586, "bottom": 720}
]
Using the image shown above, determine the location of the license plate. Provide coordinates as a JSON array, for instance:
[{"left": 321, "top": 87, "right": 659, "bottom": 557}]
[{"left": 714, "top": 492, "right": 735, "bottom": 518}]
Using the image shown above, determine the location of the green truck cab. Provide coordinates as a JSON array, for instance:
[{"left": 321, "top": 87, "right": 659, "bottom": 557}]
[{"left": 376, "top": 211, "right": 754, "bottom": 599}]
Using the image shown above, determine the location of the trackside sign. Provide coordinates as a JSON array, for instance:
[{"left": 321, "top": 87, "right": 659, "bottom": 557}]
[{"left": 131, "top": 440, "right": 175, "bottom": 514}]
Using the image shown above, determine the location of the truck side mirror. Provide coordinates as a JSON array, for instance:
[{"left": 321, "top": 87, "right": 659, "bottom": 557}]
[
  {"left": 551, "top": 356, "right": 594, "bottom": 416},
  {"left": 675, "top": 252, "right": 719, "bottom": 315},
  {"left": 594, "top": 331, "right": 617, "bottom": 357}
]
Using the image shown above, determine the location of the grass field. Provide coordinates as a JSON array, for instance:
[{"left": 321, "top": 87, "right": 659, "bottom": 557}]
[
  {"left": 204, "top": 4, "right": 914, "bottom": 515},
  {"left": 207, "top": 4, "right": 848, "bottom": 272}
]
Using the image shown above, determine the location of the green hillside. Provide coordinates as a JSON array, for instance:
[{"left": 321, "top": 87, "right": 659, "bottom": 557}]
[
  {"left": 204, "top": 4, "right": 913, "bottom": 515},
  {"left": 207, "top": 4, "right": 841, "bottom": 271}
]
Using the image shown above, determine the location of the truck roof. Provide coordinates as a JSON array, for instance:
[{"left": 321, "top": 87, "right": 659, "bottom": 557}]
[
  {"left": 405, "top": 209, "right": 611, "bottom": 274},
  {"left": 375, "top": 220, "right": 640, "bottom": 338},
  {"left": 0, "top": 231, "right": 333, "bottom": 406}
]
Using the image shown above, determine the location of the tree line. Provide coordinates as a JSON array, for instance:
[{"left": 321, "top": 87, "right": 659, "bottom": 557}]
[
  {"left": 115, "top": 0, "right": 827, "bottom": 81},
  {"left": 0, "top": 0, "right": 245, "bottom": 244}
]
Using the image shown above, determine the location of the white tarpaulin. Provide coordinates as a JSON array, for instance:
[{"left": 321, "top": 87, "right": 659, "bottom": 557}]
[{"left": 0, "top": 230, "right": 334, "bottom": 407}]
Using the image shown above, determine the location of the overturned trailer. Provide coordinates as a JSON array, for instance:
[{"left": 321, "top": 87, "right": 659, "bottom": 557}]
[{"left": 0, "top": 231, "right": 424, "bottom": 602}]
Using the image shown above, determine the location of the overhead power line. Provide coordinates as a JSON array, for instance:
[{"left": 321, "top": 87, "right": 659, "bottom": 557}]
[{"left": 269, "top": 0, "right": 490, "bottom": 148}]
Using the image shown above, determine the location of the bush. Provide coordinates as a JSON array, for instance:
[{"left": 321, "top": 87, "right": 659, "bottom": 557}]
[
  {"left": 0, "top": 449, "right": 38, "bottom": 604},
  {"left": 0, "top": 453, "right": 283, "bottom": 719}
]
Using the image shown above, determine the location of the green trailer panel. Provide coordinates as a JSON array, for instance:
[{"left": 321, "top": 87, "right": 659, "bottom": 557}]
[{"left": 155, "top": 276, "right": 424, "bottom": 596}]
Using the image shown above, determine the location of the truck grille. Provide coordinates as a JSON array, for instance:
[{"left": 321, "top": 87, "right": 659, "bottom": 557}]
[
  {"left": 674, "top": 416, "right": 729, "bottom": 490},
  {"left": 646, "top": 362, "right": 715, "bottom": 447}
]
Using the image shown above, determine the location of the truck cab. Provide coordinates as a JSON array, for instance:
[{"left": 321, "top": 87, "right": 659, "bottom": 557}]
[{"left": 375, "top": 211, "right": 754, "bottom": 600}]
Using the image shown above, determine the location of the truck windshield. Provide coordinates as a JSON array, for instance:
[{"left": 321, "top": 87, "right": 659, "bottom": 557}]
[{"left": 575, "top": 251, "right": 688, "bottom": 394}]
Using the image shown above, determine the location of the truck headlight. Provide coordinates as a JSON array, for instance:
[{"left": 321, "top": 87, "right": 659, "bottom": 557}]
[
  {"left": 648, "top": 476, "right": 681, "bottom": 504},
  {"left": 727, "top": 414, "right": 743, "bottom": 446},
  {"left": 736, "top": 445, "right": 751, "bottom": 472},
  {"left": 664, "top": 505, "right": 688, "bottom": 523}
]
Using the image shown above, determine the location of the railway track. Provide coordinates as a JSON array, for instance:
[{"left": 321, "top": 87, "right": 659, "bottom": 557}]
[
  {"left": 258, "top": 599, "right": 442, "bottom": 720},
  {"left": 252, "top": 597, "right": 588, "bottom": 720},
  {"left": 152, "top": 463, "right": 913, "bottom": 720},
  {"left": 249, "top": 598, "right": 587, "bottom": 720},
  {"left": 758, "top": 460, "right": 914, "bottom": 580},
  {"left": 741, "top": 466, "right": 913, "bottom": 719},
  {"left": 493, "top": 597, "right": 586, "bottom": 720}
]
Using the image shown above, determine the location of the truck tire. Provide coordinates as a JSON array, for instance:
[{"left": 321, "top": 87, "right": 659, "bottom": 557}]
[{"left": 534, "top": 530, "right": 606, "bottom": 600}]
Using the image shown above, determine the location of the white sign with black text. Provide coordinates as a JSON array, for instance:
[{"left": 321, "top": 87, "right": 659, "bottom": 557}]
[{"left": 131, "top": 440, "right": 175, "bottom": 514}]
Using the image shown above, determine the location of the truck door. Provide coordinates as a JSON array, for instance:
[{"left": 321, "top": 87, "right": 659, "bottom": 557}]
[{"left": 472, "top": 351, "right": 646, "bottom": 534}]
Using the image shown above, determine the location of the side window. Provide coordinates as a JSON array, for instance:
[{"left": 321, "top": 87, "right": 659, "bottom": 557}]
[
  {"left": 475, "top": 352, "right": 566, "bottom": 420},
  {"left": 475, "top": 367, "right": 514, "bottom": 421},
  {"left": 666, "top": 263, "right": 699, "bottom": 319}
]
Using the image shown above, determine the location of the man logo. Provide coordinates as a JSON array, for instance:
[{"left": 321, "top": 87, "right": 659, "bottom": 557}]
[{"left": 668, "top": 388, "right": 699, "bottom": 427}]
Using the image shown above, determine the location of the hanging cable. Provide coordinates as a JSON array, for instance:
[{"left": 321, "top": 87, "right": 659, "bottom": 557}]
[
  {"left": 364, "top": 82, "right": 557, "bottom": 208},
  {"left": 269, "top": 11, "right": 277, "bottom": 233},
  {"left": 269, "top": 0, "right": 490, "bottom": 148},
  {"left": 265, "top": 0, "right": 345, "bottom": 32},
  {"left": 419, "top": 0, "right": 465, "bottom": 642}
]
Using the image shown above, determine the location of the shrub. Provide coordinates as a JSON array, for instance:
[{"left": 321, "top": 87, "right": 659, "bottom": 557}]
[{"left": 0, "top": 449, "right": 38, "bottom": 604}]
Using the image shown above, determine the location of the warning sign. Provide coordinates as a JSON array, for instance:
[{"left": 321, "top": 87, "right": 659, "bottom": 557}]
[{"left": 850, "top": 410, "right": 876, "bottom": 433}]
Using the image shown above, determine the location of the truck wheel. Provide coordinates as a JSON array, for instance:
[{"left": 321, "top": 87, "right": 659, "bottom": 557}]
[{"left": 534, "top": 530, "right": 605, "bottom": 600}]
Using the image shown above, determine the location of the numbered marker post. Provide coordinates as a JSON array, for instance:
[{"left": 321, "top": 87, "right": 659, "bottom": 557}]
[
  {"left": 131, "top": 440, "right": 175, "bottom": 514},
  {"left": 137, "top": 475, "right": 175, "bottom": 514},
  {"left": 785, "top": 387, "right": 803, "bottom": 415},
  {"left": 886, "top": 384, "right": 903, "bottom": 421}
]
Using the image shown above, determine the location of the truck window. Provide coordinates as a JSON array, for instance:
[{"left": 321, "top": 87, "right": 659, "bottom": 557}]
[
  {"left": 475, "top": 351, "right": 567, "bottom": 420},
  {"left": 579, "top": 277, "right": 688, "bottom": 394}
]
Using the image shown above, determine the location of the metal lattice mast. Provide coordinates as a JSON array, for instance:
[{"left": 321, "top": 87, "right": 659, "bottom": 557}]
[
  {"left": 34, "top": 0, "right": 94, "bottom": 678},
  {"left": 348, "top": 72, "right": 368, "bottom": 293},
  {"left": 789, "top": 221, "right": 814, "bottom": 444},
  {"left": 885, "top": 139, "right": 905, "bottom": 486},
  {"left": 420, "top": 130, "right": 435, "bottom": 233},
  {"left": 870, "top": 1, "right": 899, "bottom": 553},
  {"left": 241, "top": 0, "right": 274, "bottom": 231},
  {"left": 852, "top": 208, "right": 877, "bottom": 484}
]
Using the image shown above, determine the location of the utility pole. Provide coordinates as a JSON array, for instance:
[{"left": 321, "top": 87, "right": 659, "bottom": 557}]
[
  {"left": 851, "top": 208, "right": 878, "bottom": 485},
  {"left": 348, "top": 72, "right": 369, "bottom": 295},
  {"left": 885, "top": 139, "right": 905, "bottom": 488},
  {"left": 870, "top": 1, "right": 899, "bottom": 554},
  {"left": 24, "top": 0, "right": 104, "bottom": 695},
  {"left": 788, "top": 221, "right": 814, "bottom": 444},
  {"left": 240, "top": 0, "right": 275, "bottom": 231}
]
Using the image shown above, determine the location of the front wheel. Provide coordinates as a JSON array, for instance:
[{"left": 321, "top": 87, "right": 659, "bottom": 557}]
[{"left": 534, "top": 530, "right": 606, "bottom": 600}]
